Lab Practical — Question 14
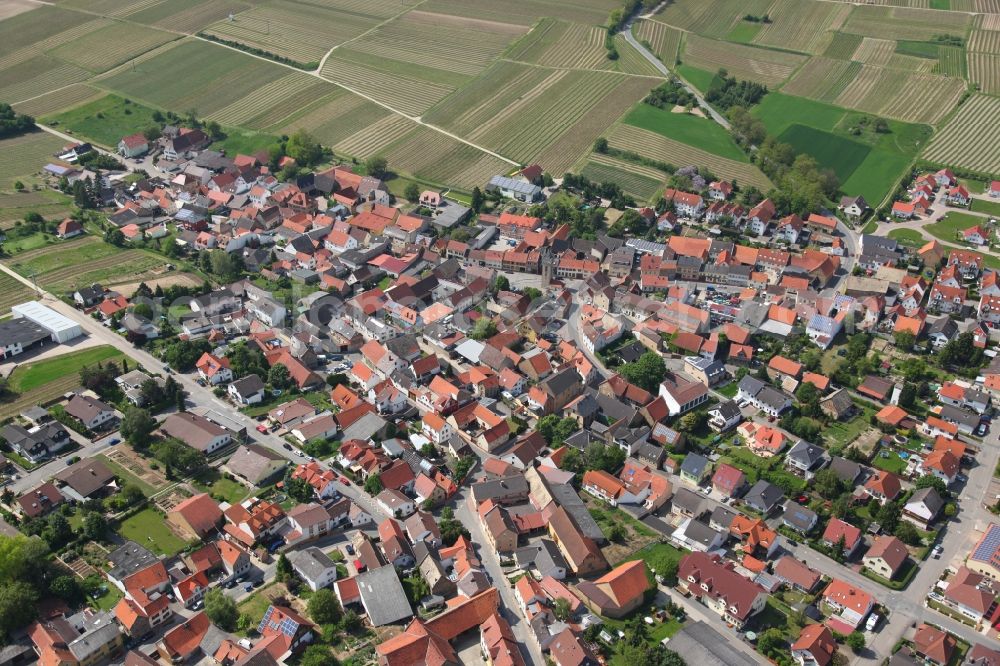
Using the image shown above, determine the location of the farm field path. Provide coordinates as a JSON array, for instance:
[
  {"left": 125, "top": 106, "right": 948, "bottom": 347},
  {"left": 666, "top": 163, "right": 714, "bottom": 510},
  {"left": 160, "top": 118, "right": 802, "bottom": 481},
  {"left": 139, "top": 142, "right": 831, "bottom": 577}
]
[
  {"left": 13, "top": 0, "right": 519, "bottom": 169},
  {"left": 314, "top": 0, "right": 430, "bottom": 74}
]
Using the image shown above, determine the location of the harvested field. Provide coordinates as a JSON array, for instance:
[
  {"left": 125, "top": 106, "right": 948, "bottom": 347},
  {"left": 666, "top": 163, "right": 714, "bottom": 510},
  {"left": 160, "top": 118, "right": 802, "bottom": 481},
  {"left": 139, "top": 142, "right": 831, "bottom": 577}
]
[
  {"left": 981, "top": 14, "right": 1000, "bottom": 31},
  {"left": 288, "top": 0, "right": 408, "bottom": 18},
  {"left": 127, "top": 0, "right": 251, "bottom": 34},
  {"left": 111, "top": 273, "right": 203, "bottom": 298},
  {"left": 97, "top": 39, "right": 289, "bottom": 117},
  {"left": 581, "top": 154, "right": 665, "bottom": 200},
  {"left": 852, "top": 38, "right": 897, "bottom": 66},
  {"left": 56, "top": 0, "right": 165, "bottom": 17},
  {"left": 969, "top": 52, "right": 1000, "bottom": 93},
  {"left": 0, "top": 6, "right": 102, "bottom": 65},
  {"left": 12, "top": 83, "right": 105, "bottom": 117},
  {"left": 632, "top": 19, "right": 682, "bottom": 65},
  {"left": 0, "top": 0, "right": 34, "bottom": 20},
  {"left": 841, "top": 5, "right": 972, "bottom": 42},
  {"left": 654, "top": 0, "right": 769, "bottom": 39},
  {"left": 47, "top": 23, "right": 178, "bottom": 73},
  {"left": 923, "top": 94, "right": 1000, "bottom": 173},
  {"left": 681, "top": 34, "right": 807, "bottom": 87},
  {"left": 0, "top": 132, "right": 66, "bottom": 189},
  {"left": 753, "top": 0, "right": 852, "bottom": 54},
  {"left": 605, "top": 124, "right": 773, "bottom": 190},
  {"left": 203, "top": 0, "right": 376, "bottom": 64}
]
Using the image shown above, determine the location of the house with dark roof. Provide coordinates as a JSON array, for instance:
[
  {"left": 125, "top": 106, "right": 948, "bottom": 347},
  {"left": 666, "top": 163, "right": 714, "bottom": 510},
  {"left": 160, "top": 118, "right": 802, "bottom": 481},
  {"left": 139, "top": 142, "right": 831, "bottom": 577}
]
[
  {"left": 743, "top": 480, "right": 784, "bottom": 514},
  {"left": 785, "top": 440, "right": 829, "bottom": 478}
]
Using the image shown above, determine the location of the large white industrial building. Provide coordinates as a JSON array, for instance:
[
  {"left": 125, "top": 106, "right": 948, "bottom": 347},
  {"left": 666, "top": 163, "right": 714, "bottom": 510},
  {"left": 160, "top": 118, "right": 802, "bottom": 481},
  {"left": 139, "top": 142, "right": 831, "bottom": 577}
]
[{"left": 11, "top": 301, "right": 83, "bottom": 343}]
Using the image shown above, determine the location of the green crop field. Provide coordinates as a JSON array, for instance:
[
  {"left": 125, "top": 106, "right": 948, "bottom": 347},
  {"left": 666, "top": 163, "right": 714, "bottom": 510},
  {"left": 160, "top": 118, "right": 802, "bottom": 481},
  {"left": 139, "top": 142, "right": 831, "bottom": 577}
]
[
  {"left": 924, "top": 94, "right": 1000, "bottom": 174},
  {"left": 0, "top": 345, "right": 129, "bottom": 420},
  {"left": 47, "top": 23, "right": 178, "bottom": 73},
  {"left": 778, "top": 124, "right": 871, "bottom": 182},
  {"left": 751, "top": 0, "right": 852, "bottom": 54},
  {"left": 126, "top": 0, "right": 251, "bottom": 34},
  {"left": 0, "top": 272, "right": 36, "bottom": 315},
  {"left": 43, "top": 94, "right": 161, "bottom": 148},
  {"left": 841, "top": 5, "right": 972, "bottom": 42},
  {"left": 97, "top": 39, "right": 289, "bottom": 117},
  {"left": 622, "top": 104, "right": 746, "bottom": 160},
  {"left": 0, "top": 132, "right": 66, "bottom": 190},
  {"left": 0, "top": 191, "right": 74, "bottom": 229},
  {"left": 11, "top": 83, "right": 105, "bottom": 118},
  {"left": 3, "top": 236, "right": 173, "bottom": 295},
  {"left": 580, "top": 154, "right": 665, "bottom": 201},
  {"left": 824, "top": 32, "right": 864, "bottom": 59},
  {"left": 604, "top": 123, "right": 773, "bottom": 190}
]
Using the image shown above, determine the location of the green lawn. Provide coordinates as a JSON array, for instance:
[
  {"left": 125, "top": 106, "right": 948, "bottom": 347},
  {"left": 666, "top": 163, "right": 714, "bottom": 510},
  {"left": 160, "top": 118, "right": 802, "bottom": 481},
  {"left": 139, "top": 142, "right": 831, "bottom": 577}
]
[
  {"left": 623, "top": 104, "right": 747, "bottom": 161},
  {"left": 752, "top": 92, "right": 846, "bottom": 135},
  {"left": 237, "top": 584, "right": 276, "bottom": 623},
  {"left": 1, "top": 232, "right": 56, "bottom": 254},
  {"left": 196, "top": 476, "right": 248, "bottom": 504},
  {"left": 873, "top": 449, "right": 908, "bottom": 475},
  {"left": 11, "top": 345, "right": 125, "bottom": 392},
  {"left": 91, "top": 584, "right": 123, "bottom": 612},
  {"left": 42, "top": 95, "right": 161, "bottom": 149},
  {"left": 970, "top": 198, "right": 1000, "bottom": 217},
  {"left": 716, "top": 382, "right": 739, "bottom": 398},
  {"left": 824, "top": 401, "right": 876, "bottom": 447},
  {"left": 676, "top": 64, "right": 716, "bottom": 94},
  {"left": 888, "top": 228, "right": 927, "bottom": 246},
  {"left": 209, "top": 131, "right": 278, "bottom": 157},
  {"left": 925, "top": 211, "right": 985, "bottom": 243},
  {"left": 726, "top": 22, "right": 761, "bottom": 43},
  {"left": 117, "top": 508, "right": 187, "bottom": 555}
]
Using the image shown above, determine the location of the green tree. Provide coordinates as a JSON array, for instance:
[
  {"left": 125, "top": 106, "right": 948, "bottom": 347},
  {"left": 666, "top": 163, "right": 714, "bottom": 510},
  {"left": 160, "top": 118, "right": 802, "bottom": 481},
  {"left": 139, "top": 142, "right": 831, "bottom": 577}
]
[
  {"left": 875, "top": 501, "right": 901, "bottom": 533},
  {"left": 307, "top": 589, "right": 343, "bottom": 625},
  {"left": 470, "top": 317, "right": 498, "bottom": 340},
  {"left": 204, "top": 588, "right": 238, "bottom": 631},
  {"left": 608, "top": 523, "right": 627, "bottom": 543},
  {"left": 81, "top": 512, "right": 109, "bottom": 541},
  {"left": 237, "top": 613, "right": 254, "bottom": 633},
  {"left": 914, "top": 475, "right": 947, "bottom": 494},
  {"left": 594, "top": 137, "right": 609, "bottom": 153},
  {"left": 120, "top": 406, "right": 157, "bottom": 448},
  {"left": 300, "top": 644, "right": 339, "bottom": 666},
  {"left": 677, "top": 411, "right": 706, "bottom": 434},
  {"left": 404, "top": 182, "right": 420, "bottom": 202},
  {"left": 813, "top": 468, "right": 845, "bottom": 498},
  {"left": 618, "top": 351, "right": 666, "bottom": 393},
  {"left": 285, "top": 130, "right": 323, "bottom": 166},
  {"left": 757, "top": 628, "right": 786, "bottom": 660},
  {"left": 49, "top": 575, "right": 83, "bottom": 605},
  {"left": 439, "top": 507, "right": 469, "bottom": 546},
  {"left": 364, "top": 473, "right": 383, "bottom": 496},
  {"left": 267, "top": 363, "right": 292, "bottom": 390},
  {"left": 364, "top": 156, "right": 388, "bottom": 179},
  {"left": 894, "top": 521, "right": 921, "bottom": 545},
  {"left": 0, "top": 582, "right": 39, "bottom": 641},
  {"left": 276, "top": 553, "right": 293, "bottom": 581},
  {"left": 846, "top": 631, "right": 865, "bottom": 652},
  {"left": 493, "top": 275, "right": 510, "bottom": 293},
  {"left": 553, "top": 597, "right": 571, "bottom": 621},
  {"left": 470, "top": 186, "right": 484, "bottom": 213},
  {"left": 894, "top": 330, "right": 916, "bottom": 350}
]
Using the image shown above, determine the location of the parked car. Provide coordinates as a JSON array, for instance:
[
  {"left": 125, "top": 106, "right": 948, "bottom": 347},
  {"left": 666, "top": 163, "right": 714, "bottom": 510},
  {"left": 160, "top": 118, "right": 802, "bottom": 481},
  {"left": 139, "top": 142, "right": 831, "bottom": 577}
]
[
  {"left": 256, "top": 424, "right": 268, "bottom": 433},
  {"left": 345, "top": 543, "right": 355, "bottom": 555},
  {"left": 283, "top": 443, "right": 293, "bottom": 451},
  {"left": 244, "top": 583, "right": 253, "bottom": 593}
]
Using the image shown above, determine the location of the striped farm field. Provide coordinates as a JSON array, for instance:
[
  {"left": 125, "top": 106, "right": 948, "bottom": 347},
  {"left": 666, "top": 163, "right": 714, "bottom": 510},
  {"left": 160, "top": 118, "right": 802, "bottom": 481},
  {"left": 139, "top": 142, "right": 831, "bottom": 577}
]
[
  {"left": 654, "top": 0, "right": 770, "bottom": 39},
  {"left": 127, "top": 0, "right": 251, "bottom": 34},
  {"left": 935, "top": 45, "right": 966, "bottom": 77},
  {"left": 12, "top": 83, "right": 105, "bottom": 117},
  {"left": 753, "top": 0, "right": 852, "bottom": 54},
  {"left": 203, "top": 0, "right": 375, "bottom": 64},
  {"left": 968, "top": 53, "right": 1000, "bottom": 93},
  {"left": 0, "top": 191, "right": 74, "bottom": 229},
  {"left": 333, "top": 115, "right": 415, "bottom": 159},
  {"left": 969, "top": 30, "right": 1000, "bottom": 54},
  {"left": 280, "top": 95, "right": 394, "bottom": 147},
  {"left": 423, "top": 61, "right": 554, "bottom": 131},
  {"left": 0, "top": 132, "right": 66, "bottom": 190},
  {"left": 422, "top": 0, "right": 618, "bottom": 26},
  {"left": 47, "top": 23, "right": 178, "bottom": 73},
  {"left": 980, "top": 14, "right": 1000, "bottom": 31},
  {"left": 342, "top": 11, "right": 525, "bottom": 77},
  {"left": 823, "top": 32, "right": 863, "bottom": 59},
  {"left": 580, "top": 155, "right": 665, "bottom": 201},
  {"left": 98, "top": 40, "right": 288, "bottom": 116},
  {"left": 0, "top": 16, "right": 110, "bottom": 73},
  {"left": 377, "top": 126, "right": 513, "bottom": 190},
  {"left": 532, "top": 75, "right": 661, "bottom": 175},
  {"left": 236, "top": 82, "right": 341, "bottom": 131},
  {"left": 284, "top": 0, "right": 412, "bottom": 19},
  {"left": 0, "top": 272, "right": 36, "bottom": 315},
  {"left": 0, "top": 56, "right": 89, "bottom": 105},
  {"left": 0, "top": 5, "right": 100, "bottom": 63},
  {"left": 783, "top": 57, "right": 861, "bottom": 101},
  {"left": 923, "top": 94, "right": 1000, "bottom": 173},
  {"left": 633, "top": 19, "right": 682, "bottom": 65},
  {"left": 956, "top": 0, "right": 1000, "bottom": 9},
  {"left": 56, "top": 0, "right": 165, "bottom": 17},
  {"left": 506, "top": 18, "right": 609, "bottom": 70},
  {"left": 613, "top": 35, "right": 665, "bottom": 77},
  {"left": 204, "top": 72, "right": 330, "bottom": 127},
  {"left": 851, "top": 38, "right": 897, "bottom": 66},
  {"left": 841, "top": 6, "right": 972, "bottom": 42},
  {"left": 681, "top": 35, "right": 807, "bottom": 87},
  {"left": 605, "top": 124, "right": 773, "bottom": 191},
  {"left": 319, "top": 54, "right": 458, "bottom": 117}
]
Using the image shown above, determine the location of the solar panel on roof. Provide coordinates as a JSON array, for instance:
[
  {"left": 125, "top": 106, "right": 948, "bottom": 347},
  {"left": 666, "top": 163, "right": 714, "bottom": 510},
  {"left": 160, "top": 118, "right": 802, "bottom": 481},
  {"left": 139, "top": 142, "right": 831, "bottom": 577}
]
[{"left": 975, "top": 526, "right": 1000, "bottom": 561}]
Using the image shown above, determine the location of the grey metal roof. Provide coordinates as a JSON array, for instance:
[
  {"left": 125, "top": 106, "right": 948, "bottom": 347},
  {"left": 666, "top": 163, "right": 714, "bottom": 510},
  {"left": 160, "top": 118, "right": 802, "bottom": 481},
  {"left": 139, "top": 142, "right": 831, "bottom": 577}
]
[
  {"left": 665, "top": 621, "right": 762, "bottom": 665},
  {"left": 356, "top": 565, "right": 413, "bottom": 626},
  {"left": 488, "top": 175, "right": 541, "bottom": 196},
  {"left": 745, "top": 480, "right": 784, "bottom": 511},
  {"left": 288, "top": 547, "right": 336, "bottom": 582}
]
